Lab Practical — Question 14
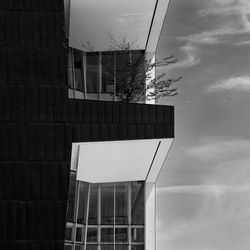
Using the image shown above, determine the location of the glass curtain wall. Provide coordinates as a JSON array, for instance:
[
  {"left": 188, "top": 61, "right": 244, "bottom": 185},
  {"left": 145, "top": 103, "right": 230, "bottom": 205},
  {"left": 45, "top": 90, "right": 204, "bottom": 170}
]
[
  {"left": 67, "top": 48, "right": 144, "bottom": 98},
  {"left": 65, "top": 171, "right": 145, "bottom": 250}
]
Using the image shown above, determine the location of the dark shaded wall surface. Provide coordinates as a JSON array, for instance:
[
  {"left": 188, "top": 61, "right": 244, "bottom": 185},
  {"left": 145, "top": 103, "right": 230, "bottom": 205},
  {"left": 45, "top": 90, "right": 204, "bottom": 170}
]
[{"left": 0, "top": 1, "right": 174, "bottom": 249}]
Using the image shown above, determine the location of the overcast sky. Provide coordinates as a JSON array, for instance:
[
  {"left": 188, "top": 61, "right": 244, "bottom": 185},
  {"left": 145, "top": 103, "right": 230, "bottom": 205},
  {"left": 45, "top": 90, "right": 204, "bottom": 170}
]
[{"left": 156, "top": 0, "right": 250, "bottom": 249}]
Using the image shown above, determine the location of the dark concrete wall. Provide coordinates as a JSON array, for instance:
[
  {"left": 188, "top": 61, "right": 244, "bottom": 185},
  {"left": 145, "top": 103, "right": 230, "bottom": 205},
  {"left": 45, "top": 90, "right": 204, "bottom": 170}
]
[{"left": 0, "top": 1, "right": 174, "bottom": 249}]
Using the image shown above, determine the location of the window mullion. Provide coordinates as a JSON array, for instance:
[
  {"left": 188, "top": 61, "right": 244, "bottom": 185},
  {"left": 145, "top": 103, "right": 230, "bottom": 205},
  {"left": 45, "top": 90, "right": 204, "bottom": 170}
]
[{"left": 84, "top": 183, "right": 91, "bottom": 250}]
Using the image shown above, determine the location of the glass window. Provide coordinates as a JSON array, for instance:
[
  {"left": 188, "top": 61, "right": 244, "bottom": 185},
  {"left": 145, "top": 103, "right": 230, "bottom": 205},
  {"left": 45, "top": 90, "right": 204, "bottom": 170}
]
[
  {"left": 77, "top": 182, "right": 88, "bottom": 224},
  {"left": 115, "top": 228, "right": 128, "bottom": 243},
  {"left": 67, "top": 171, "right": 77, "bottom": 222},
  {"left": 131, "top": 245, "right": 144, "bottom": 250},
  {"left": 68, "top": 50, "right": 74, "bottom": 89},
  {"left": 101, "top": 183, "right": 114, "bottom": 225},
  {"left": 75, "top": 245, "right": 84, "bottom": 250},
  {"left": 88, "top": 184, "right": 98, "bottom": 225},
  {"left": 101, "top": 245, "right": 114, "bottom": 250},
  {"left": 115, "top": 183, "right": 128, "bottom": 225},
  {"left": 131, "top": 228, "right": 144, "bottom": 243},
  {"left": 87, "top": 228, "right": 98, "bottom": 243},
  {"left": 74, "top": 68, "right": 83, "bottom": 91},
  {"left": 86, "top": 245, "right": 98, "bottom": 250},
  {"left": 101, "top": 228, "right": 114, "bottom": 243},
  {"left": 102, "top": 52, "right": 114, "bottom": 93},
  {"left": 131, "top": 182, "right": 144, "bottom": 225},
  {"left": 65, "top": 244, "right": 73, "bottom": 250},
  {"left": 115, "top": 245, "right": 128, "bottom": 250},
  {"left": 65, "top": 223, "right": 73, "bottom": 241},
  {"left": 87, "top": 53, "right": 99, "bottom": 93},
  {"left": 73, "top": 49, "right": 84, "bottom": 91},
  {"left": 76, "top": 226, "right": 84, "bottom": 243}
]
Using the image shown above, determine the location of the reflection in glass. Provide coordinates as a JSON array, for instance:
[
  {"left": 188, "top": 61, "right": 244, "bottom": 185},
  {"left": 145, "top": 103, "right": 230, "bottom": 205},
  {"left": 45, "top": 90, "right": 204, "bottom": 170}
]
[
  {"left": 77, "top": 182, "right": 88, "bottom": 224},
  {"left": 89, "top": 184, "right": 98, "bottom": 224},
  {"left": 67, "top": 172, "right": 77, "bottom": 222},
  {"left": 115, "top": 245, "right": 128, "bottom": 250},
  {"left": 76, "top": 226, "right": 84, "bottom": 243},
  {"left": 65, "top": 244, "right": 73, "bottom": 250},
  {"left": 87, "top": 228, "right": 98, "bottom": 242},
  {"left": 115, "top": 228, "right": 128, "bottom": 243},
  {"left": 65, "top": 224, "right": 73, "bottom": 241},
  {"left": 115, "top": 183, "right": 128, "bottom": 225},
  {"left": 131, "top": 182, "right": 144, "bottom": 225},
  {"left": 86, "top": 245, "right": 98, "bottom": 250},
  {"left": 131, "top": 245, "right": 144, "bottom": 250},
  {"left": 73, "top": 49, "right": 84, "bottom": 91},
  {"left": 68, "top": 49, "right": 74, "bottom": 89},
  {"left": 131, "top": 228, "right": 144, "bottom": 243},
  {"left": 87, "top": 53, "right": 99, "bottom": 92},
  {"left": 74, "top": 68, "right": 83, "bottom": 90},
  {"left": 101, "top": 183, "right": 114, "bottom": 224},
  {"left": 101, "top": 228, "right": 114, "bottom": 242},
  {"left": 102, "top": 52, "right": 114, "bottom": 93},
  {"left": 101, "top": 244, "right": 114, "bottom": 250},
  {"left": 75, "top": 245, "right": 84, "bottom": 250}
]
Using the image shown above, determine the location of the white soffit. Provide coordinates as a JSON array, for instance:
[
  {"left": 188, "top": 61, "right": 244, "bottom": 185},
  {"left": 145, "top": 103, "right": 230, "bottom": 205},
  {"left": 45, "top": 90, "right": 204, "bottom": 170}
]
[
  {"left": 69, "top": 0, "right": 158, "bottom": 51},
  {"left": 72, "top": 138, "right": 173, "bottom": 183},
  {"left": 145, "top": 0, "right": 170, "bottom": 53}
]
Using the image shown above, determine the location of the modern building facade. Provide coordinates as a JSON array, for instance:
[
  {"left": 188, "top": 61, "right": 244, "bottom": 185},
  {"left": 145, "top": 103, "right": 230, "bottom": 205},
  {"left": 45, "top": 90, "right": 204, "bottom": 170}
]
[{"left": 0, "top": 1, "right": 173, "bottom": 250}]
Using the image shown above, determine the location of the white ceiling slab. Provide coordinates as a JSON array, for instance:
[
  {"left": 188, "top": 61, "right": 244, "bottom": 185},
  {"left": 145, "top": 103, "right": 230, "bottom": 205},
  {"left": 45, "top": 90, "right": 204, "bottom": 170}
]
[
  {"left": 72, "top": 138, "right": 173, "bottom": 183},
  {"left": 146, "top": 0, "right": 170, "bottom": 53},
  {"left": 69, "top": 0, "right": 158, "bottom": 51}
]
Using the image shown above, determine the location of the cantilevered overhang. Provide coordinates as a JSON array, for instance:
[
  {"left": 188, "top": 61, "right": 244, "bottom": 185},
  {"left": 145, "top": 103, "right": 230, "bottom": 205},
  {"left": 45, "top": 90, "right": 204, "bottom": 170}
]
[
  {"left": 71, "top": 138, "right": 173, "bottom": 183},
  {"left": 68, "top": 0, "right": 170, "bottom": 52}
]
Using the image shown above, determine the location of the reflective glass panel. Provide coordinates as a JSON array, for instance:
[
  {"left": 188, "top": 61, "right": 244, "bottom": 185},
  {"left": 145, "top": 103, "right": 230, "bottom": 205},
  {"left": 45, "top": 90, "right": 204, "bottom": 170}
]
[
  {"left": 131, "top": 182, "right": 144, "bottom": 225},
  {"left": 88, "top": 184, "right": 98, "bottom": 225},
  {"left": 87, "top": 53, "right": 99, "bottom": 93},
  {"left": 115, "top": 245, "right": 128, "bottom": 250},
  {"left": 74, "top": 68, "right": 83, "bottom": 91},
  {"left": 101, "top": 228, "right": 114, "bottom": 242},
  {"left": 73, "top": 49, "right": 84, "bottom": 91},
  {"left": 75, "top": 245, "right": 84, "bottom": 250},
  {"left": 76, "top": 226, "right": 84, "bottom": 243},
  {"left": 86, "top": 245, "right": 98, "bottom": 250},
  {"left": 65, "top": 245, "right": 73, "bottom": 250},
  {"left": 87, "top": 228, "right": 98, "bottom": 242},
  {"left": 77, "top": 182, "right": 88, "bottom": 224},
  {"left": 67, "top": 171, "right": 77, "bottom": 222},
  {"left": 65, "top": 224, "right": 73, "bottom": 241},
  {"left": 115, "top": 228, "right": 128, "bottom": 243},
  {"left": 101, "top": 183, "right": 114, "bottom": 224},
  {"left": 115, "top": 183, "right": 128, "bottom": 225},
  {"left": 101, "top": 244, "right": 114, "bottom": 250},
  {"left": 102, "top": 52, "right": 114, "bottom": 93},
  {"left": 131, "top": 245, "right": 144, "bottom": 250},
  {"left": 131, "top": 228, "right": 144, "bottom": 243}
]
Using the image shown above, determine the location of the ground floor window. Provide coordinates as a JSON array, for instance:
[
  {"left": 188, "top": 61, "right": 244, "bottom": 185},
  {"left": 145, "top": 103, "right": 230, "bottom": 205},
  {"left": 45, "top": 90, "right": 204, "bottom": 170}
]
[{"left": 65, "top": 171, "right": 145, "bottom": 250}]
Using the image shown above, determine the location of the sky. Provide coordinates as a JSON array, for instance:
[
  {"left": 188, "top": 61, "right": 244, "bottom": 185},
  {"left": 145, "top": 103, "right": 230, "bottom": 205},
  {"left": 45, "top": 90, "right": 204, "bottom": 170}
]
[
  {"left": 156, "top": 0, "right": 250, "bottom": 249},
  {"left": 69, "top": 0, "right": 155, "bottom": 51}
]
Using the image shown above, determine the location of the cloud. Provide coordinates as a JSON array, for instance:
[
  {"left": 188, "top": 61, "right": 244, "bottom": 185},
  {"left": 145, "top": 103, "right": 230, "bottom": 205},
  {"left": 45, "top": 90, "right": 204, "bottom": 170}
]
[
  {"left": 206, "top": 75, "right": 250, "bottom": 92},
  {"left": 158, "top": 184, "right": 250, "bottom": 198},
  {"left": 181, "top": 0, "right": 250, "bottom": 46},
  {"left": 165, "top": 44, "right": 200, "bottom": 71},
  {"left": 185, "top": 137, "right": 250, "bottom": 161}
]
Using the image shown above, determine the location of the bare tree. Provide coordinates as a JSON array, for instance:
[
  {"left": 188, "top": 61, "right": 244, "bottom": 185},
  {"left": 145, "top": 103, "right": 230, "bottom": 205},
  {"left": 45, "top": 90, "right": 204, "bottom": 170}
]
[{"left": 83, "top": 35, "right": 182, "bottom": 103}]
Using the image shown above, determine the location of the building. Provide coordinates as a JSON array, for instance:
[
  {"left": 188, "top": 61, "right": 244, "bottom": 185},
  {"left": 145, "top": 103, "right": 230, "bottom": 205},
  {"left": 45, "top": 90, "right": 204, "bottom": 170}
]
[{"left": 0, "top": 1, "right": 173, "bottom": 250}]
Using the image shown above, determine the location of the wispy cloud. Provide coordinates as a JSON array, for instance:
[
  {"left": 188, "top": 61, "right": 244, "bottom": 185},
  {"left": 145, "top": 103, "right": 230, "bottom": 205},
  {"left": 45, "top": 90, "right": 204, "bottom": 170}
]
[
  {"left": 164, "top": 44, "right": 200, "bottom": 71},
  {"left": 185, "top": 137, "right": 250, "bottom": 161},
  {"left": 158, "top": 184, "right": 250, "bottom": 197},
  {"left": 183, "top": 0, "right": 250, "bottom": 45},
  {"left": 206, "top": 75, "right": 250, "bottom": 92}
]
